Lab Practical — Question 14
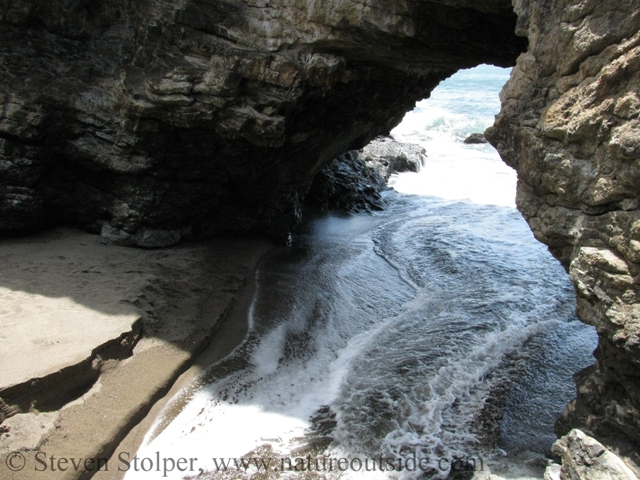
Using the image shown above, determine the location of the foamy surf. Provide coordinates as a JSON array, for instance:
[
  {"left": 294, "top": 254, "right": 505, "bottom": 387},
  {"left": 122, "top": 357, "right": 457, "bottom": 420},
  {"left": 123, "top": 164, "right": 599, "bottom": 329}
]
[{"left": 125, "top": 66, "right": 597, "bottom": 480}]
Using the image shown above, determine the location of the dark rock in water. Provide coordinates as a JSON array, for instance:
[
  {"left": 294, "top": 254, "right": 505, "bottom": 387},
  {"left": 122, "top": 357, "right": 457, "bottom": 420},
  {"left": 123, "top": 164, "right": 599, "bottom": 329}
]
[
  {"left": 464, "top": 133, "right": 487, "bottom": 144},
  {"left": 305, "top": 136, "right": 426, "bottom": 213},
  {"left": 305, "top": 151, "right": 386, "bottom": 213},
  {"left": 360, "top": 136, "right": 427, "bottom": 181}
]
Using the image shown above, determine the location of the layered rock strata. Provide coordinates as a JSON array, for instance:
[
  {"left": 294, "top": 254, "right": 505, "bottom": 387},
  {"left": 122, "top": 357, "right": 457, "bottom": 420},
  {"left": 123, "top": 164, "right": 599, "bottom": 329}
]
[
  {"left": 486, "top": 0, "right": 640, "bottom": 473},
  {"left": 0, "top": 0, "right": 522, "bottom": 245}
]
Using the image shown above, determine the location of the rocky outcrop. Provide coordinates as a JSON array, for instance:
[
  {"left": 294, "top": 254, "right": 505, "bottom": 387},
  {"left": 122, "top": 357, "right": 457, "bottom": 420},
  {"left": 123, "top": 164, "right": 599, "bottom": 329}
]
[
  {"left": 0, "top": 0, "right": 523, "bottom": 245},
  {"left": 546, "top": 429, "right": 638, "bottom": 480},
  {"left": 305, "top": 136, "right": 426, "bottom": 212},
  {"left": 464, "top": 133, "right": 487, "bottom": 144},
  {"left": 359, "top": 135, "right": 426, "bottom": 181},
  {"left": 486, "top": 0, "right": 640, "bottom": 472},
  {"left": 305, "top": 150, "right": 386, "bottom": 213}
]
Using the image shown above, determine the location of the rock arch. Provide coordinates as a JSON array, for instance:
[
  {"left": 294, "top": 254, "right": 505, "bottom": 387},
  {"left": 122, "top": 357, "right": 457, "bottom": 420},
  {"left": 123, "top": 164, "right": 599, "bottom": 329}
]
[
  {"left": 0, "top": 0, "right": 523, "bottom": 242},
  {"left": 1, "top": 0, "right": 639, "bottom": 472}
]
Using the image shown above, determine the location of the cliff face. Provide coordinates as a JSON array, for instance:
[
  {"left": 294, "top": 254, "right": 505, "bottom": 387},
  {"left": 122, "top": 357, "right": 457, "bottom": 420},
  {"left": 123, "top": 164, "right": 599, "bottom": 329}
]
[
  {"left": 486, "top": 0, "right": 640, "bottom": 469},
  {"left": 0, "top": 0, "right": 521, "bottom": 244}
]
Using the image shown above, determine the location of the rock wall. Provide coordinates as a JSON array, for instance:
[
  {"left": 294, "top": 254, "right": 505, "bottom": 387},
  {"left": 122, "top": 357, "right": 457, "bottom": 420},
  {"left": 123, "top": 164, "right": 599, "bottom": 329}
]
[
  {"left": 486, "top": 0, "right": 640, "bottom": 471},
  {"left": 0, "top": 0, "right": 522, "bottom": 245}
]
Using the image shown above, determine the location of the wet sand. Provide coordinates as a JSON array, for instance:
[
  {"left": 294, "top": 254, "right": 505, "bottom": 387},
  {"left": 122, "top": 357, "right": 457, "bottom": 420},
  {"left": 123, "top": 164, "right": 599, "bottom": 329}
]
[
  {"left": 0, "top": 228, "right": 271, "bottom": 480},
  {"left": 92, "top": 251, "right": 264, "bottom": 480}
]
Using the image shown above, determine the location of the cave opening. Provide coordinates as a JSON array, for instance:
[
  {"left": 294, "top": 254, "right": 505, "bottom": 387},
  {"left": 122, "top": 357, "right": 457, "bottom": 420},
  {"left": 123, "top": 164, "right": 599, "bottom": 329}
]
[
  {"left": 389, "top": 64, "right": 515, "bottom": 206},
  {"left": 369, "top": 63, "right": 599, "bottom": 457},
  {"left": 128, "top": 64, "right": 598, "bottom": 478}
]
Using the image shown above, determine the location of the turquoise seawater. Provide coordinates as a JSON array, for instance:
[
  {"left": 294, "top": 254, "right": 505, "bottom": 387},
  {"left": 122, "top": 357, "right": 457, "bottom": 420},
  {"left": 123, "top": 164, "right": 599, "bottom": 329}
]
[
  {"left": 391, "top": 65, "right": 515, "bottom": 206},
  {"left": 396, "top": 65, "right": 510, "bottom": 138}
]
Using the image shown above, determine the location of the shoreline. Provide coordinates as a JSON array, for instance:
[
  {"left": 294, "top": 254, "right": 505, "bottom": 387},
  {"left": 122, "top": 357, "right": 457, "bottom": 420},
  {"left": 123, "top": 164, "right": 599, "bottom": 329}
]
[
  {"left": 0, "top": 228, "right": 272, "bottom": 480},
  {"left": 93, "top": 248, "right": 266, "bottom": 480}
]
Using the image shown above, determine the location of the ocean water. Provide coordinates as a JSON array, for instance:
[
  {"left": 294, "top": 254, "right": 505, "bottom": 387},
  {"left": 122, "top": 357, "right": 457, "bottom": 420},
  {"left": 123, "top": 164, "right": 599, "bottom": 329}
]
[
  {"left": 125, "top": 66, "right": 598, "bottom": 480},
  {"left": 390, "top": 64, "right": 516, "bottom": 205}
]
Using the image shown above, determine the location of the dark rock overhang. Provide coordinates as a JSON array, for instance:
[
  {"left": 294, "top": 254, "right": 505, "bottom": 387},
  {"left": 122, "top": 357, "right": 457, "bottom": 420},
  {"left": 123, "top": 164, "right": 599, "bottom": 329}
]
[{"left": 0, "top": 0, "right": 525, "bottom": 243}]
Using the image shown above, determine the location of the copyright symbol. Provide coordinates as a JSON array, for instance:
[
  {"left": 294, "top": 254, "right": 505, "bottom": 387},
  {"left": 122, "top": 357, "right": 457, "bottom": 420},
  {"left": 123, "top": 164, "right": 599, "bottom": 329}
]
[{"left": 6, "top": 451, "right": 26, "bottom": 471}]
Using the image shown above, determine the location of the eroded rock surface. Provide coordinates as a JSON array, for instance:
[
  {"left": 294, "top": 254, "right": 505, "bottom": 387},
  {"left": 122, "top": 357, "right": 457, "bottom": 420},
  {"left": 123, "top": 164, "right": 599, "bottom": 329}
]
[
  {"left": 0, "top": 0, "right": 522, "bottom": 245},
  {"left": 547, "top": 429, "right": 638, "bottom": 480},
  {"left": 486, "top": 0, "right": 640, "bottom": 470},
  {"left": 305, "top": 136, "right": 426, "bottom": 212},
  {"left": 360, "top": 135, "right": 426, "bottom": 181},
  {"left": 305, "top": 150, "right": 387, "bottom": 213}
]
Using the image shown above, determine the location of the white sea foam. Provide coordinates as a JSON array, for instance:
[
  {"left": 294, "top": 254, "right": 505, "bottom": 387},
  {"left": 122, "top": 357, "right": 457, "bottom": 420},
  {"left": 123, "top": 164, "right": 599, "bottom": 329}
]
[
  {"left": 390, "top": 66, "right": 515, "bottom": 206},
  {"left": 125, "top": 65, "right": 597, "bottom": 480}
]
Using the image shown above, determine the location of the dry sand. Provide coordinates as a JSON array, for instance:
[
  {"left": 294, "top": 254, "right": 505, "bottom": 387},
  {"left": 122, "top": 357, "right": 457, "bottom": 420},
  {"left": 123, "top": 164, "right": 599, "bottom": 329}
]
[{"left": 0, "top": 228, "right": 271, "bottom": 480}]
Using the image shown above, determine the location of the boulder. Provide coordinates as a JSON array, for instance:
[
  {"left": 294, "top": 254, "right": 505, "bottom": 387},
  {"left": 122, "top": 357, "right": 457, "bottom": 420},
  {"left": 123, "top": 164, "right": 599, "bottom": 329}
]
[
  {"left": 464, "top": 133, "right": 487, "bottom": 144},
  {"left": 548, "top": 430, "right": 638, "bottom": 480},
  {"left": 360, "top": 136, "right": 427, "bottom": 181},
  {"left": 0, "top": 0, "right": 524, "bottom": 242}
]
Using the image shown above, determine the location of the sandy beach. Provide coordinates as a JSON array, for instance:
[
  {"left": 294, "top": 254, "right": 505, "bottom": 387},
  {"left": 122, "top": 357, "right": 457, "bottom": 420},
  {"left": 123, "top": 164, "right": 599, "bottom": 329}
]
[{"left": 0, "top": 228, "right": 271, "bottom": 480}]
